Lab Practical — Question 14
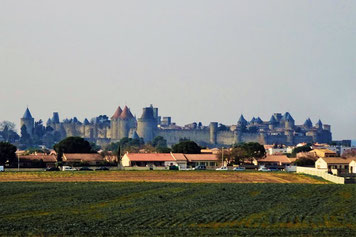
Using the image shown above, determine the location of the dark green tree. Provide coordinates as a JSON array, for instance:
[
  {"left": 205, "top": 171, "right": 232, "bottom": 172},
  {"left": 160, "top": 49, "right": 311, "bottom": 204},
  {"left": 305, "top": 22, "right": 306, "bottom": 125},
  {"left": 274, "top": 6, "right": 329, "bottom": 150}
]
[
  {"left": 54, "top": 137, "right": 96, "bottom": 161},
  {"left": 241, "top": 142, "right": 266, "bottom": 160},
  {"left": 293, "top": 157, "right": 315, "bottom": 166},
  {"left": 172, "top": 140, "right": 201, "bottom": 154},
  {"left": 231, "top": 142, "right": 266, "bottom": 163},
  {"left": 0, "top": 142, "right": 17, "bottom": 166},
  {"left": 152, "top": 136, "right": 167, "bottom": 148},
  {"left": 291, "top": 145, "right": 312, "bottom": 157}
]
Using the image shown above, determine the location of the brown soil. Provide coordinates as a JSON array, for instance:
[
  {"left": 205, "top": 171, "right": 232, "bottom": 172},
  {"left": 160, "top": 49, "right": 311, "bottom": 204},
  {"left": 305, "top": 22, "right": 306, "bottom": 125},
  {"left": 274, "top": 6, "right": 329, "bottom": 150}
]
[{"left": 0, "top": 171, "right": 327, "bottom": 184}]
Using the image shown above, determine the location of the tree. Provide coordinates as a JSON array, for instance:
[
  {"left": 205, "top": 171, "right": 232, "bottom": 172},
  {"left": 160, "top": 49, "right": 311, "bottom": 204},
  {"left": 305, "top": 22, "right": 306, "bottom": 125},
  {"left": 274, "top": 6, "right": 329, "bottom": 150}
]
[
  {"left": 0, "top": 121, "right": 16, "bottom": 132},
  {"left": 0, "top": 122, "right": 19, "bottom": 143},
  {"left": 291, "top": 145, "right": 312, "bottom": 157},
  {"left": 172, "top": 140, "right": 201, "bottom": 154},
  {"left": 342, "top": 149, "right": 356, "bottom": 158},
  {"left": 152, "top": 136, "right": 167, "bottom": 148},
  {"left": 237, "top": 142, "right": 266, "bottom": 162},
  {"left": 54, "top": 137, "right": 96, "bottom": 161},
  {"left": 0, "top": 142, "right": 17, "bottom": 166},
  {"left": 106, "top": 137, "right": 145, "bottom": 155},
  {"left": 293, "top": 157, "right": 315, "bottom": 166}
]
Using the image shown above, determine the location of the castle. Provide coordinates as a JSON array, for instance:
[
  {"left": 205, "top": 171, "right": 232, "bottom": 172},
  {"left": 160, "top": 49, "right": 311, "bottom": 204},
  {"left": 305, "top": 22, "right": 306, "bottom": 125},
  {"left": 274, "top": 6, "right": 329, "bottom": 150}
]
[{"left": 21, "top": 105, "right": 332, "bottom": 147}]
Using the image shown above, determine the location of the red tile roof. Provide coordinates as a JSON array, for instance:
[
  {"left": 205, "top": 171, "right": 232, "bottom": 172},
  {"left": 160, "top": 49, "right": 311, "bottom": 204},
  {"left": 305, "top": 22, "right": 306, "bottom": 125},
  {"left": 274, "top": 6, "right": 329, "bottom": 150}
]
[
  {"left": 63, "top": 153, "right": 104, "bottom": 162},
  {"left": 111, "top": 106, "right": 122, "bottom": 119},
  {"left": 184, "top": 154, "right": 219, "bottom": 162},
  {"left": 120, "top": 106, "right": 134, "bottom": 119},
  {"left": 19, "top": 155, "right": 57, "bottom": 163},
  {"left": 319, "top": 157, "right": 354, "bottom": 164},
  {"left": 257, "top": 155, "right": 291, "bottom": 164},
  {"left": 125, "top": 153, "right": 176, "bottom": 162},
  {"left": 171, "top": 153, "right": 187, "bottom": 161}
]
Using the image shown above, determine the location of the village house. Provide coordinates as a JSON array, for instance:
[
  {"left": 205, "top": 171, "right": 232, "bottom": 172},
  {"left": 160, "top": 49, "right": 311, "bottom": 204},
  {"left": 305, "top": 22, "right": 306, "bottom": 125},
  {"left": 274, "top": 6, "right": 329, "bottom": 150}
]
[
  {"left": 183, "top": 154, "right": 219, "bottom": 168},
  {"left": 121, "top": 153, "right": 179, "bottom": 168},
  {"left": 62, "top": 153, "right": 105, "bottom": 166},
  {"left": 309, "top": 149, "right": 337, "bottom": 158},
  {"left": 253, "top": 155, "right": 292, "bottom": 167},
  {"left": 349, "top": 160, "right": 356, "bottom": 174},
  {"left": 315, "top": 157, "right": 353, "bottom": 175},
  {"left": 18, "top": 154, "right": 57, "bottom": 168}
]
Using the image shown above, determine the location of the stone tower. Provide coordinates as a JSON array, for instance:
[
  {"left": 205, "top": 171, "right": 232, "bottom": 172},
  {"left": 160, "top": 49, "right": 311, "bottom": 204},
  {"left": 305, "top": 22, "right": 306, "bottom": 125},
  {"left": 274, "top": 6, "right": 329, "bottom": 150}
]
[
  {"left": 137, "top": 107, "right": 157, "bottom": 143},
  {"left": 20, "top": 108, "right": 34, "bottom": 137},
  {"left": 209, "top": 122, "right": 218, "bottom": 144},
  {"left": 118, "top": 106, "right": 135, "bottom": 139},
  {"left": 110, "top": 106, "right": 122, "bottom": 140}
]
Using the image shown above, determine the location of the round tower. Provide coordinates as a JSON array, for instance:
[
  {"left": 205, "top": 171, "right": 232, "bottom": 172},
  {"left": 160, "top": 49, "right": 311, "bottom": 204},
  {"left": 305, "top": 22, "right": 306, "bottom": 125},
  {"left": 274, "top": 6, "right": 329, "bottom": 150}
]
[
  {"left": 110, "top": 106, "right": 122, "bottom": 140},
  {"left": 284, "top": 130, "right": 294, "bottom": 145},
  {"left": 20, "top": 108, "right": 34, "bottom": 137},
  {"left": 137, "top": 107, "right": 157, "bottom": 143},
  {"left": 118, "top": 106, "right": 135, "bottom": 139},
  {"left": 209, "top": 122, "right": 218, "bottom": 144},
  {"left": 259, "top": 129, "right": 267, "bottom": 144}
]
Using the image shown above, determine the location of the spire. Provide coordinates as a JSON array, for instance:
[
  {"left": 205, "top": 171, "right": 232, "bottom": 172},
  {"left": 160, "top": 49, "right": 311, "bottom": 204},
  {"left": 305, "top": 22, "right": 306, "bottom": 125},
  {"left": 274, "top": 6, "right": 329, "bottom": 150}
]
[
  {"left": 282, "top": 112, "right": 294, "bottom": 122},
  {"left": 23, "top": 107, "right": 33, "bottom": 119},
  {"left": 256, "top": 117, "right": 263, "bottom": 124},
  {"left": 238, "top": 114, "right": 247, "bottom": 126},
  {"left": 120, "top": 106, "right": 134, "bottom": 120},
  {"left": 304, "top": 118, "right": 313, "bottom": 128},
  {"left": 269, "top": 115, "right": 277, "bottom": 124},
  {"left": 111, "top": 106, "right": 122, "bottom": 119},
  {"left": 316, "top": 119, "right": 323, "bottom": 128},
  {"left": 83, "top": 118, "right": 90, "bottom": 125}
]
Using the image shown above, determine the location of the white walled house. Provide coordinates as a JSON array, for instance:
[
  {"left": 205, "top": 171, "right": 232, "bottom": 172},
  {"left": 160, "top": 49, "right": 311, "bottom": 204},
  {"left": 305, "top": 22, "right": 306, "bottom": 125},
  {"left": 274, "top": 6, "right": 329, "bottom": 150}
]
[
  {"left": 349, "top": 160, "right": 356, "bottom": 174},
  {"left": 315, "top": 157, "right": 353, "bottom": 173}
]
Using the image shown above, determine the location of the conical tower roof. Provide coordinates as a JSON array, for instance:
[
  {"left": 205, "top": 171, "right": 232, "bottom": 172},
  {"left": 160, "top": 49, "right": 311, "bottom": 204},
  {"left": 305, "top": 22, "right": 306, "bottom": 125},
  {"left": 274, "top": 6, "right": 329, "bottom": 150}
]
[
  {"left": 83, "top": 118, "right": 90, "bottom": 125},
  {"left": 111, "top": 106, "right": 122, "bottom": 119},
  {"left": 269, "top": 115, "right": 277, "bottom": 124},
  {"left": 23, "top": 108, "right": 33, "bottom": 119},
  {"left": 238, "top": 114, "right": 247, "bottom": 126},
  {"left": 120, "top": 106, "right": 134, "bottom": 120},
  {"left": 256, "top": 117, "right": 263, "bottom": 124},
  {"left": 304, "top": 118, "right": 313, "bottom": 128},
  {"left": 250, "top": 117, "right": 256, "bottom": 124},
  {"left": 282, "top": 112, "right": 294, "bottom": 122},
  {"left": 316, "top": 119, "right": 323, "bottom": 128}
]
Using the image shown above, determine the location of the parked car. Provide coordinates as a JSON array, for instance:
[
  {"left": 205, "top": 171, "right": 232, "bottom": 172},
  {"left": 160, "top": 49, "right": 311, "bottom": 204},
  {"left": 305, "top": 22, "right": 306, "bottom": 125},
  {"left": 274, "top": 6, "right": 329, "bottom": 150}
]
[
  {"left": 233, "top": 167, "right": 246, "bottom": 171},
  {"left": 169, "top": 165, "right": 179, "bottom": 171},
  {"left": 216, "top": 166, "right": 228, "bottom": 171},
  {"left": 268, "top": 167, "right": 280, "bottom": 171},
  {"left": 95, "top": 167, "right": 110, "bottom": 171},
  {"left": 62, "top": 166, "right": 77, "bottom": 171},
  {"left": 79, "top": 167, "right": 93, "bottom": 171},
  {"left": 193, "top": 165, "right": 206, "bottom": 170},
  {"left": 46, "top": 167, "right": 60, "bottom": 172},
  {"left": 258, "top": 167, "right": 271, "bottom": 172}
]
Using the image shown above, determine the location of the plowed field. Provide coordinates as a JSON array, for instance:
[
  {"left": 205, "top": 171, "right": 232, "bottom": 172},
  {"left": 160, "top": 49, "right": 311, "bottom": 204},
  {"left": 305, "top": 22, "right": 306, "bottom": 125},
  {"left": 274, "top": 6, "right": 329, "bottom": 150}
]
[{"left": 0, "top": 171, "right": 327, "bottom": 183}]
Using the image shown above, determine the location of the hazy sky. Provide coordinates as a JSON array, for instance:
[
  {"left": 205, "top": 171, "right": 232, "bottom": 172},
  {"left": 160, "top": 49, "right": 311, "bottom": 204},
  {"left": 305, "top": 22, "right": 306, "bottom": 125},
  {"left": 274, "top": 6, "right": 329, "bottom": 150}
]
[{"left": 0, "top": 0, "right": 355, "bottom": 139}]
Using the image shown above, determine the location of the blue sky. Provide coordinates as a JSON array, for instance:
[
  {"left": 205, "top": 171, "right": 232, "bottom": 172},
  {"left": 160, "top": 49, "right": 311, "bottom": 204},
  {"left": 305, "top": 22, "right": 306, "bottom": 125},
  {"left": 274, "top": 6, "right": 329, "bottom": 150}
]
[{"left": 0, "top": 0, "right": 355, "bottom": 139}]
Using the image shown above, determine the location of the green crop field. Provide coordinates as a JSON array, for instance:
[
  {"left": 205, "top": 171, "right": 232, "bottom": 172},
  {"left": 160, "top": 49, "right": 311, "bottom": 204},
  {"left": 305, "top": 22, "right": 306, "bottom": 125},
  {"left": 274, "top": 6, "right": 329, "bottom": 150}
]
[{"left": 0, "top": 182, "right": 355, "bottom": 236}]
